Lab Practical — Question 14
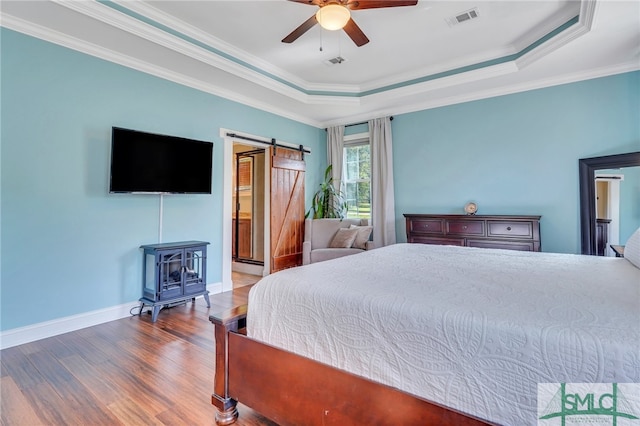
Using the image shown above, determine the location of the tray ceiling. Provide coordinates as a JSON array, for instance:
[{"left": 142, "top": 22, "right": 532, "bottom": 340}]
[{"left": 1, "top": 0, "right": 639, "bottom": 127}]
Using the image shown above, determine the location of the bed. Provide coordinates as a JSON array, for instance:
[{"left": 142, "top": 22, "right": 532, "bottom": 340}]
[{"left": 210, "top": 242, "right": 640, "bottom": 425}]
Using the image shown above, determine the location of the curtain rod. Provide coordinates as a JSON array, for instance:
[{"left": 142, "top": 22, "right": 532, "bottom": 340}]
[
  {"left": 226, "top": 132, "right": 311, "bottom": 154},
  {"left": 325, "top": 116, "right": 393, "bottom": 131}
]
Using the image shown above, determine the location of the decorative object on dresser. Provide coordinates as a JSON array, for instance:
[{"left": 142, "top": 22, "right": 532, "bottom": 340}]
[
  {"left": 139, "top": 241, "right": 210, "bottom": 322},
  {"left": 464, "top": 201, "right": 478, "bottom": 215},
  {"left": 404, "top": 214, "right": 541, "bottom": 252}
]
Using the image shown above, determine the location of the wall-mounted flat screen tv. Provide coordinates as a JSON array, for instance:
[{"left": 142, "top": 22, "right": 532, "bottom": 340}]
[{"left": 109, "top": 127, "right": 213, "bottom": 194}]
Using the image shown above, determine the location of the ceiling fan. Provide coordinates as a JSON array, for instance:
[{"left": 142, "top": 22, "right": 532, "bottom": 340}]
[{"left": 282, "top": 0, "right": 419, "bottom": 47}]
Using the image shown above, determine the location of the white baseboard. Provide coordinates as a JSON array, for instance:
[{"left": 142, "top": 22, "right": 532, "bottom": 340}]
[{"left": 0, "top": 281, "right": 223, "bottom": 350}]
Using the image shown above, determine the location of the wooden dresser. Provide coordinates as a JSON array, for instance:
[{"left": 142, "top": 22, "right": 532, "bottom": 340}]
[{"left": 404, "top": 214, "right": 541, "bottom": 252}]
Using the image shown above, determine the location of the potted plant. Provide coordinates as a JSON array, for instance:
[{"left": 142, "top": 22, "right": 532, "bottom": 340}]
[{"left": 306, "top": 165, "right": 347, "bottom": 219}]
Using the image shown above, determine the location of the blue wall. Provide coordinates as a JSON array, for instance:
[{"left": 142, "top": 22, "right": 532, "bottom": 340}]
[
  {"left": 2, "top": 27, "right": 639, "bottom": 332},
  {"left": 392, "top": 72, "right": 640, "bottom": 253},
  {"left": 1, "top": 29, "right": 325, "bottom": 331}
]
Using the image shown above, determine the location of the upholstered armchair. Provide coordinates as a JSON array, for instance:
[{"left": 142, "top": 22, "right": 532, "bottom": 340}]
[{"left": 302, "top": 218, "right": 374, "bottom": 265}]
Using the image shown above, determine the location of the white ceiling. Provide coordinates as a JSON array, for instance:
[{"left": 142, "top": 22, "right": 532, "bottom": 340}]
[{"left": 2, "top": 0, "right": 639, "bottom": 128}]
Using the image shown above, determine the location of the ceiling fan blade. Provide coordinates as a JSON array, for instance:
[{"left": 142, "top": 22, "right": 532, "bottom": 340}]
[
  {"left": 287, "top": 0, "right": 323, "bottom": 5},
  {"left": 282, "top": 14, "right": 318, "bottom": 43},
  {"left": 346, "top": 0, "right": 418, "bottom": 10},
  {"left": 343, "top": 18, "right": 369, "bottom": 47}
]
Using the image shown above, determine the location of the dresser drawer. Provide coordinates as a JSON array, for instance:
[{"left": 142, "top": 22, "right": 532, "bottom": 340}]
[
  {"left": 467, "top": 239, "right": 535, "bottom": 251},
  {"left": 409, "top": 236, "right": 465, "bottom": 246},
  {"left": 487, "top": 221, "right": 533, "bottom": 238},
  {"left": 409, "top": 219, "right": 443, "bottom": 234},
  {"left": 447, "top": 220, "right": 484, "bottom": 236}
]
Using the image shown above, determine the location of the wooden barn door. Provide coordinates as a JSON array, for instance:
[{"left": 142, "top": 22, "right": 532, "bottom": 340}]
[{"left": 270, "top": 147, "right": 305, "bottom": 272}]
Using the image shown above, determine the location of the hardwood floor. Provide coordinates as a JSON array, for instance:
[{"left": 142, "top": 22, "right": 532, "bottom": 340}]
[
  {"left": 0, "top": 286, "right": 277, "bottom": 426},
  {"left": 232, "top": 271, "right": 262, "bottom": 289}
]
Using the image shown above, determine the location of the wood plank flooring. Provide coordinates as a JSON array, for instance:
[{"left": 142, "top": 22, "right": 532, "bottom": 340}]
[
  {"left": 232, "top": 272, "right": 263, "bottom": 289},
  {"left": 1, "top": 285, "right": 277, "bottom": 426}
]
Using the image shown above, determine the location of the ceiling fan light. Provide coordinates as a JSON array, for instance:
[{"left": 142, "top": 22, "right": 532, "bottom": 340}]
[{"left": 316, "top": 4, "right": 351, "bottom": 31}]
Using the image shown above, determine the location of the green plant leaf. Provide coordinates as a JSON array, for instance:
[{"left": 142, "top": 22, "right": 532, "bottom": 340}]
[{"left": 307, "top": 164, "right": 346, "bottom": 219}]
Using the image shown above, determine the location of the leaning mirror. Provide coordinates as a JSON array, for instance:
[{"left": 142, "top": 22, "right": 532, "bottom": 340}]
[{"left": 579, "top": 151, "right": 640, "bottom": 255}]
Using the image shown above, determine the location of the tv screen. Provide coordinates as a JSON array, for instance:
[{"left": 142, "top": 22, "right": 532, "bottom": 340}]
[{"left": 109, "top": 127, "right": 213, "bottom": 194}]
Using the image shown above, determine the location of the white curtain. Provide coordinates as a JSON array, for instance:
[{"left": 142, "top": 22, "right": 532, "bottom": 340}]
[
  {"left": 326, "top": 125, "right": 345, "bottom": 190},
  {"left": 369, "top": 117, "right": 396, "bottom": 247}
]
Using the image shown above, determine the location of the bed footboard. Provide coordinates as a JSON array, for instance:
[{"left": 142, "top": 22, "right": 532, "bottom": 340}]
[
  {"left": 210, "top": 305, "right": 493, "bottom": 426},
  {"left": 210, "top": 305, "right": 247, "bottom": 425}
]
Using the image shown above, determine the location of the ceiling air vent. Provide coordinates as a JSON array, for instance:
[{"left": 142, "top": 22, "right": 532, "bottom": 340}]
[
  {"left": 447, "top": 8, "right": 480, "bottom": 27},
  {"left": 324, "top": 56, "right": 347, "bottom": 66}
]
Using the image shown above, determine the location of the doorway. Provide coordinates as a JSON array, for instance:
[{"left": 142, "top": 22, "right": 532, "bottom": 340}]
[
  {"left": 595, "top": 173, "right": 622, "bottom": 256},
  {"left": 232, "top": 144, "right": 266, "bottom": 283},
  {"left": 221, "top": 129, "right": 309, "bottom": 292}
]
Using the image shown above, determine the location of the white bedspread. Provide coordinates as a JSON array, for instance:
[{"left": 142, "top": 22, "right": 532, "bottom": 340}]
[{"left": 247, "top": 243, "right": 640, "bottom": 425}]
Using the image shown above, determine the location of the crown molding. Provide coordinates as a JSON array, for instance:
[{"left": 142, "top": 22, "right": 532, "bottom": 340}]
[
  {"left": 515, "top": 2, "right": 595, "bottom": 70},
  {"left": 0, "top": 12, "right": 323, "bottom": 128},
  {"left": 4, "top": 0, "right": 634, "bottom": 130},
  {"left": 511, "top": 4, "right": 582, "bottom": 52},
  {"left": 322, "top": 60, "right": 638, "bottom": 128},
  {"left": 103, "top": 0, "right": 518, "bottom": 95},
  {"left": 366, "top": 62, "right": 519, "bottom": 104},
  {"left": 53, "top": 0, "right": 319, "bottom": 103},
  {"left": 110, "top": 0, "right": 321, "bottom": 94},
  {"left": 578, "top": 0, "right": 598, "bottom": 32},
  {"left": 357, "top": 44, "right": 518, "bottom": 93},
  {"left": 49, "top": 0, "right": 594, "bottom": 99}
]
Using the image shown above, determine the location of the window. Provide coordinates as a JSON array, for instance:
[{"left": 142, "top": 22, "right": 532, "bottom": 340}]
[{"left": 343, "top": 137, "right": 371, "bottom": 219}]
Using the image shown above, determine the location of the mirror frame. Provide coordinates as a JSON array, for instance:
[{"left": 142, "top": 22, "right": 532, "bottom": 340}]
[{"left": 579, "top": 151, "right": 640, "bottom": 255}]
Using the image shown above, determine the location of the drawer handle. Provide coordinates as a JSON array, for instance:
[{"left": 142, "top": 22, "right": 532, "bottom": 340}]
[
  {"left": 507, "top": 226, "right": 512, "bottom": 231},
  {"left": 463, "top": 225, "right": 467, "bottom": 230}
]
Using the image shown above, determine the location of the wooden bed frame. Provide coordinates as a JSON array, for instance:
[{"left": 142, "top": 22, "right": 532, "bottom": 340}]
[{"left": 210, "top": 305, "right": 495, "bottom": 426}]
